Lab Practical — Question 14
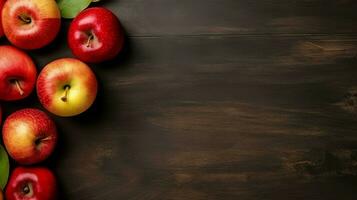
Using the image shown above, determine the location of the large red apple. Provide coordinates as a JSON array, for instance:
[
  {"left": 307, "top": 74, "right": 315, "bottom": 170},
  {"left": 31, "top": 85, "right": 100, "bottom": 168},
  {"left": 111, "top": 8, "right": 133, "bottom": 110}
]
[
  {"left": 68, "top": 7, "right": 124, "bottom": 63},
  {"left": 0, "top": 46, "right": 37, "bottom": 101},
  {"left": 6, "top": 167, "right": 57, "bottom": 200},
  {"left": 2, "top": 108, "right": 57, "bottom": 165},
  {"left": 2, "top": 0, "right": 61, "bottom": 49},
  {"left": 37, "top": 58, "right": 98, "bottom": 117},
  {"left": 0, "top": 0, "right": 5, "bottom": 37}
]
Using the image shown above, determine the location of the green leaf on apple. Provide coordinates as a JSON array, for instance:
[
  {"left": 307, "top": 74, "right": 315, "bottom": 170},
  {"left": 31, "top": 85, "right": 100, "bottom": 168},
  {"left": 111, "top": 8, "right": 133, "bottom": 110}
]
[
  {"left": 57, "top": 0, "right": 92, "bottom": 19},
  {"left": 0, "top": 145, "right": 9, "bottom": 190}
]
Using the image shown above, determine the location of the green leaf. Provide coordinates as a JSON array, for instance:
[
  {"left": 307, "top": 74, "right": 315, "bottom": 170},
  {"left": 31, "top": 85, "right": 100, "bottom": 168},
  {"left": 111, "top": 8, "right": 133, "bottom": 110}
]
[
  {"left": 0, "top": 145, "right": 9, "bottom": 190},
  {"left": 57, "top": 0, "right": 92, "bottom": 19}
]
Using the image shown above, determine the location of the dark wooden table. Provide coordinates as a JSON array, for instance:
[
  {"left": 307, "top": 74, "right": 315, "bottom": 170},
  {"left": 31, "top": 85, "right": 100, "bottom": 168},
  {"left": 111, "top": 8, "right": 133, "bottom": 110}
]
[{"left": 3, "top": 0, "right": 357, "bottom": 199}]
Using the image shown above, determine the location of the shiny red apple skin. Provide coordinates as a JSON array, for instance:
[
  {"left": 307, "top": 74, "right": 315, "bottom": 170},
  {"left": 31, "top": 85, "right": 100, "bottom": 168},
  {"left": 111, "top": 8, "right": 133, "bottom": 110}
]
[
  {"left": 2, "top": 108, "right": 57, "bottom": 165},
  {"left": 68, "top": 7, "right": 124, "bottom": 63},
  {"left": 0, "top": 46, "right": 37, "bottom": 101},
  {"left": 6, "top": 167, "right": 57, "bottom": 200},
  {"left": 0, "top": 0, "right": 5, "bottom": 37},
  {"left": 37, "top": 58, "right": 98, "bottom": 117},
  {"left": 2, "top": 0, "right": 61, "bottom": 49}
]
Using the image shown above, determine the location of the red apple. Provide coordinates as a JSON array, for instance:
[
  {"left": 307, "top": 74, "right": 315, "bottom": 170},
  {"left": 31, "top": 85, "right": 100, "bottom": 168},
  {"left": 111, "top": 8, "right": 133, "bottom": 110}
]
[
  {"left": 37, "top": 58, "right": 98, "bottom": 117},
  {"left": 2, "top": 108, "right": 57, "bottom": 165},
  {"left": 2, "top": 0, "right": 61, "bottom": 49},
  {"left": 0, "top": 0, "right": 5, "bottom": 37},
  {"left": 68, "top": 7, "right": 124, "bottom": 63},
  {"left": 6, "top": 167, "right": 57, "bottom": 200},
  {"left": 0, "top": 46, "right": 37, "bottom": 101}
]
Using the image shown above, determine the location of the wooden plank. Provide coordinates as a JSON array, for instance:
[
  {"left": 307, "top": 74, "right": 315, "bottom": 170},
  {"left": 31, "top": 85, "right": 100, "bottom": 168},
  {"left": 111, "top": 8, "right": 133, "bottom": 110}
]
[
  {"left": 100, "top": 0, "right": 357, "bottom": 36},
  {"left": 3, "top": 35, "right": 354, "bottom": 199}
]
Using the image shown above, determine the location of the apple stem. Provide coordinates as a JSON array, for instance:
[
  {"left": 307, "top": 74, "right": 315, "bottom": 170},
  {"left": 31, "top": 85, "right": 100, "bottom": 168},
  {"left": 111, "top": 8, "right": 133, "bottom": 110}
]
[
  {"left": 22, "top": 183, "right": 33, "bottom": 196},
  {"left": 23, "top": 185, "right": 30, "bottom": 194},
  {"left": 18, "top": 14, "right": 31, "bottom": 24},
  {"left": 61, "top": 86, "right": 70, "bottom": 102},
  {"left": 40, "top": 136, "right": 52, "bottom": 142},
  {"left": 86, "top": 34, "right": 94, "bottom": 48},
  {"left": 14, "top": 80, "right": 24, "bottom": 96}
]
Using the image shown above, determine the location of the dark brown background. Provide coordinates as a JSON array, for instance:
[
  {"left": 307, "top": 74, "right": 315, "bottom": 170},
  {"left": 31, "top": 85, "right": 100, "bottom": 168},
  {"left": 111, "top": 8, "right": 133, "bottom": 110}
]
[{"left": 2, "top": 0, "right": 357, "bottom": 199}]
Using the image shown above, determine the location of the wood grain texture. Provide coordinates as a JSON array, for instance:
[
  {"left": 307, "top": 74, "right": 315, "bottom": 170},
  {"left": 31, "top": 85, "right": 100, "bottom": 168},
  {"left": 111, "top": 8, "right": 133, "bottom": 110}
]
[
  {"left": 1, "top": 0, "right": 357, "bottom": 199},
  {"left": 105, "top": 0, "right": 357, "bottom": 36}
]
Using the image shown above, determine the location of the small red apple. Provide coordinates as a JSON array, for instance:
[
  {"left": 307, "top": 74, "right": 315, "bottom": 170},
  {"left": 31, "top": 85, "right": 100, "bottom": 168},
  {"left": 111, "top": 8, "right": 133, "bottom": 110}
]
[
  {"left": 2, "top": 0, "right": 61, "bottom": 49},
  {"left": 2, "top": 108, "right": 57, "bottom": 165},
  {"left": 6, "top": 167, "right": 57, "bottom": 200},
  {"left": 0, "top": 0, "right": 5, "bottom": 37},
  {"left": 68, "top": 7, "right": 125, "bottom": 63},
  {"left": 0, "top": 46, "right": 37, "bottom": 101},
  {"left": 37, "top": 58, "right": 98, "bottom": 117}
]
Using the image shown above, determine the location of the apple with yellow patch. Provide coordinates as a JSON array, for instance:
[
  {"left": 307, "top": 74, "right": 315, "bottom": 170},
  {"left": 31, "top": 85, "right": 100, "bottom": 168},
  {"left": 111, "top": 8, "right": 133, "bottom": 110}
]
[
  {"left": 2, "top": 108, "right": 57, "bottom": 165},
  {"left": 37, "top": 58, "right": 98, "bottom": 117},
  {"left": 1, "top": 0, "right": 61, "bottom": 49}
]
